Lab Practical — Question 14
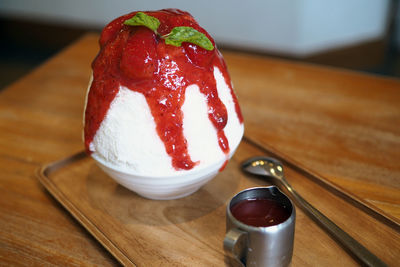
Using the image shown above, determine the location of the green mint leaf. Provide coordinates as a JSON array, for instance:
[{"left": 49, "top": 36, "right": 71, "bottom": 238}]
[
  {"left": 164, "top": 26, "right": 214, "bottom": 51},
  {"left": 123, "top": 12, "right": 160, "bottom": 32}
]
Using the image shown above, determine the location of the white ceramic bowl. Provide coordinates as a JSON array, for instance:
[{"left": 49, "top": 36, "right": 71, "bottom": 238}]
[{"left": 92, "top": 154, "right": 229, "bottom": 200}]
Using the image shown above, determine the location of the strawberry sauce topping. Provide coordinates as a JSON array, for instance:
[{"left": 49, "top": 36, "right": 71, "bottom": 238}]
[{"left": 84, "top": 9, "right": 243, "bottom": 170}]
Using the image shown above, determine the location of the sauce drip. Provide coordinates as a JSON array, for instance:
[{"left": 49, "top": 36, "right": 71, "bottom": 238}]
[
  {"left": 231, "top": 198, "right": 291, "bottom": 227},
  {"left": 84, "top": 9, "right": 243, "bottom": 170}
]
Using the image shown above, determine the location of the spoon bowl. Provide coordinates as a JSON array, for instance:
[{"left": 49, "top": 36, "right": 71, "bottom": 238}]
[{"left": 242, "top": 156, "right": 284, "bottom": 178}]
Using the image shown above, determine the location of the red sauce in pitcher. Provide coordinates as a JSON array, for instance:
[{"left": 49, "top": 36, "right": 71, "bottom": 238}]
[{"left": 231, "top": 198, "right": 291, "bottom": 227}]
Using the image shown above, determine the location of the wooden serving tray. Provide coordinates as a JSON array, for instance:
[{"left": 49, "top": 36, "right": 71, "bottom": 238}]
[{"left": 37, "top": 140, "right": 399, "bottom": 266}]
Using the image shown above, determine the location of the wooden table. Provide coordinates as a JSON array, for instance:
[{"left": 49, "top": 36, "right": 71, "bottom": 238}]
[{"left": 1, "top": 33, "right": 399, "bottom": 265}]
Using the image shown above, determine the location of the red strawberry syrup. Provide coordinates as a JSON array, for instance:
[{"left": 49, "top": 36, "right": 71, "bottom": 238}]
[{"left": 84, "top": 9, "right": 243, "bottom": 171}]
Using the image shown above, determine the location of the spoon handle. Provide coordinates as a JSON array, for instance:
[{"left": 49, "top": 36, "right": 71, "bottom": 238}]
[{"left": 279, "top": 178, "right": 387, "bottom": 267}]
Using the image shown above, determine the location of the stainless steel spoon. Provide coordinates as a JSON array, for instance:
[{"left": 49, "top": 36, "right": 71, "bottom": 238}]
[{"left": 241, "top": 156, "right": 387, "bottom": 267}]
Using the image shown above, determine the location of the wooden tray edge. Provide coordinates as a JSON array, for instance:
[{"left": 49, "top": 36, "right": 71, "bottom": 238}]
[{"left": 36, "top": 151, "right": 136, "bottom": 266}]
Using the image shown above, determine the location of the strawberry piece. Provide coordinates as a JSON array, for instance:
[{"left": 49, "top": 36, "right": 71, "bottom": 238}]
[
  {"left": 183, "top": 42, "right": 215, "bottom": 68},
  {"left": 120, "top": 27, "right": 158, "bottom": 79}
]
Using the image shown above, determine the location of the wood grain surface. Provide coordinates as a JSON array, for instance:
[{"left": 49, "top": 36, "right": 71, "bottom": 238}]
[{"left": 0, "top": 33, "right": 399, "bottom": 265}]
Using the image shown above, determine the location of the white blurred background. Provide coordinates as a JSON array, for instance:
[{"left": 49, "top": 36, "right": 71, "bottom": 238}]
[{"left": 0, "top": 0, "right": 398, "bottom": 88}]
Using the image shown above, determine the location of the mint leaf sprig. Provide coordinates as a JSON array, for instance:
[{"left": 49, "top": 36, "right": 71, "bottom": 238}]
[
  {"left": 123, "top": 12, "right": 214, "bottom": 51},
  {"left": 163, "top": 26, "right": 213, "bottom": 51},
  {"left": 124, "top": 12, "right": 160, "bottom": 32}
]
